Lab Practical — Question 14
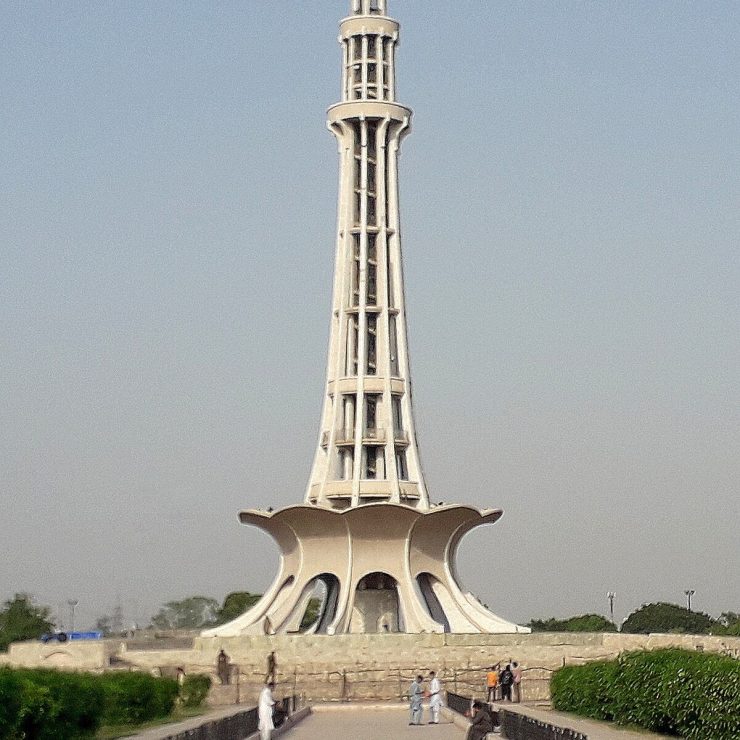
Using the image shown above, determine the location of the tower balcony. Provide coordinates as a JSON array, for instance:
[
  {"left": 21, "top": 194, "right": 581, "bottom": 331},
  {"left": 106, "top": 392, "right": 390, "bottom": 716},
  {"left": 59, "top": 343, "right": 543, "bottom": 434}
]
[
  {"left": 328, "top": 101, "right": 411, "bottom": 126},
  {"left": 321, "top": 428, "right": 389, "bottom": 447}
]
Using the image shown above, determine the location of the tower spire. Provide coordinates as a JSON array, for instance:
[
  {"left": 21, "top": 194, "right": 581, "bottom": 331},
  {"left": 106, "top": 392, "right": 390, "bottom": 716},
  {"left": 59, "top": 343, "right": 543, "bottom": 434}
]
[
  {"left": 350, "top": 0, "right": 388, "bottom": 17},
  {"left": 305, "top": 1, "right": 427, "bottom": 509}
]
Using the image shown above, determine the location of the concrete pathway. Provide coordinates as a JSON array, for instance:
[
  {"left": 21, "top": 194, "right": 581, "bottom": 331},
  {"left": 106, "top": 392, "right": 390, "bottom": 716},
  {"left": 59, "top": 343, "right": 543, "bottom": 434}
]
[{"left": 283, "top": 705, "right": 466, "bottom": 739}]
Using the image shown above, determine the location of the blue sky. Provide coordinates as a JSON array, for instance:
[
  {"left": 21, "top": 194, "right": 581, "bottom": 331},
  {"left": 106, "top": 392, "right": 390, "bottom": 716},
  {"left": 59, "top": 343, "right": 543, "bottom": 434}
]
[{"left": 1, "top": 1, "right": 738, "bottom": 629}]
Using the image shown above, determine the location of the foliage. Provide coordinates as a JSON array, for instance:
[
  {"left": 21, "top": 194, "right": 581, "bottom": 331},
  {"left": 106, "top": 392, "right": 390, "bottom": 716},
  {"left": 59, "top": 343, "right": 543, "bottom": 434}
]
[
  {"left": 99, "top": 671, "right": 179, "bottom": 725},
  {"left": 0, "top": 668, "right": 179, "bottom": 738},
  {"left": 621, "top": 602, "right": 717, "bottom": 635},
  {"left": 717, "top": 612, "right": 740, "bottom": 636},
  {"left": 528, "top": 614, "right": 617, "bottom": 632},
  {"left": 151, "top": 596, "right": 219, "bottom": 630},
  {"left": 300, "top": 598, "right": 322, "bottom": 631},
  {"left": 0, "top": 669, "right": 23, "bottom": 739},
  {"left": 550, "top": 660, "right": 619, "bottom": 721},
  {"left": 178, "top": 674, "right": 212, "bottom": 708},
  {"left": 216, "top": 592, "right": 262, "bottom": 625},
  {"left": 95, "top": 615, "right": 113, "bottom": 637},
  {"left": 0, "top": 593, "right": 54, "bottom": 652},
  {"left": 551, "top": 648, "right": 740, "bottom": 740},
  {"left": 0, "top": 668, "right": 104, "bottom": 739}
]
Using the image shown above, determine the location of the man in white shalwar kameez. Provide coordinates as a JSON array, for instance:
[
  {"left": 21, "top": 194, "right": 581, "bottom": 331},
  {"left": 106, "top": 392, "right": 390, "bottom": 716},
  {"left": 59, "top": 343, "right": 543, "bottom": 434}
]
[
  {"left": 258, "top": 682, "right": 276, "bottom": 740},
  {"left": 427, "top": 671, "right": 443, "bottom": 724}
]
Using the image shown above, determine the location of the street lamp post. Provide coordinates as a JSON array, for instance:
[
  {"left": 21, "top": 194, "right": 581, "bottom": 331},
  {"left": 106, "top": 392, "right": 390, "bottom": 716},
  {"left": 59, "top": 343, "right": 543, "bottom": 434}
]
[
  {"left": 67, "top": 599, "right": 79, "bottom": 632},
  {"left": 607, "top": 592, "right": 616, "bottom": 624},
  {"left": 684, "top": 589, "right": 695, "bottom": 612}
]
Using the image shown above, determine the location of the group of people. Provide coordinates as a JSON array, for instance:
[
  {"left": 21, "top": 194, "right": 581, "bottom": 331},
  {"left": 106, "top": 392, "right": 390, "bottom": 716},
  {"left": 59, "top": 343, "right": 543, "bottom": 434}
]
[
  {"left": 408, "top": 671, "right": 443, "bottom": 725},
  {"left": 486, "top": 661, "right": 522, "bottom": 703}
]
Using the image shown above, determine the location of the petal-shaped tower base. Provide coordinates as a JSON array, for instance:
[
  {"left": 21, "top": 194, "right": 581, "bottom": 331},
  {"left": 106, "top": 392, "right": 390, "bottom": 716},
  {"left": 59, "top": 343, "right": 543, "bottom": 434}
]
[{"left": 202, "top": 503, "right": 529, "bottom": 636}]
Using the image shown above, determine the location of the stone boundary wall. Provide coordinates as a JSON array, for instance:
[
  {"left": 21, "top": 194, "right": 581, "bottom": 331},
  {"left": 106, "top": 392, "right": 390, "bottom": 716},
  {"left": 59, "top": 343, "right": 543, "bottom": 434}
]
[{"left": 2, "top": 632, "right": 738, "bottom": 704}]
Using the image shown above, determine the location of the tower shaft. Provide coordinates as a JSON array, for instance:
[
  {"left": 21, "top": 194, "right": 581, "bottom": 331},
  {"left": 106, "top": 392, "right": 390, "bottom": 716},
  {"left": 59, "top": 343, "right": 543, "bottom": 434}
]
[{"left": 306, "top": 1, "right": 428, "bottom": 510}]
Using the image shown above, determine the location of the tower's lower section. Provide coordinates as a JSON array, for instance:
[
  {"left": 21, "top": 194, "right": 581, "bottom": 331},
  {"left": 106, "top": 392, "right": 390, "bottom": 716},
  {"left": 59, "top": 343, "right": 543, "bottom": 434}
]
[{"left": 202, "top": 503, "right": 529, "bottom": 636}]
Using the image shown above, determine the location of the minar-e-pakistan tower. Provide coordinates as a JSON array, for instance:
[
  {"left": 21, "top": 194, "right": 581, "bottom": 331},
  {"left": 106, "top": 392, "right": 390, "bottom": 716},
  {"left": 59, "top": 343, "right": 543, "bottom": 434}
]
[{"left": 205, "top": 0, "right": 527, "bottom": 637}]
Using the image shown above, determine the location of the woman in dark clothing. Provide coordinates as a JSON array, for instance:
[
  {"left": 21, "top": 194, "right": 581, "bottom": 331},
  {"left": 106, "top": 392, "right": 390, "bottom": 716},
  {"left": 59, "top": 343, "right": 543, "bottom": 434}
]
[{"left": 466, "top": 701, "right": 494, "bottom": 740}]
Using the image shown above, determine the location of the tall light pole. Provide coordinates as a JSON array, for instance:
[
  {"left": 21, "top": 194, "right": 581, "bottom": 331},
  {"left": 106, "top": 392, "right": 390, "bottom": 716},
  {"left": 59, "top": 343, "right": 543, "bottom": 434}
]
[
  {"left": 607, "top": 592, "right": 616, "bottom": 624},
  {"left": 684, "top": 589, "right": 695, "bottom": 612},
  {"left": 67, "top": 599, "right": 78, "bottom": 632}
]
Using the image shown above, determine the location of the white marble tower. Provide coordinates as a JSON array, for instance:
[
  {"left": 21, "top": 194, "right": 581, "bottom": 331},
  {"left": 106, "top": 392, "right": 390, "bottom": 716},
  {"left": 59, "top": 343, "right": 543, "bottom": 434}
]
[
  {"left": 306, "top": 0, "right": 426, "bottom": 509},
  {"left": 204, "top": 0, "right": 528, "bottom": 637}
]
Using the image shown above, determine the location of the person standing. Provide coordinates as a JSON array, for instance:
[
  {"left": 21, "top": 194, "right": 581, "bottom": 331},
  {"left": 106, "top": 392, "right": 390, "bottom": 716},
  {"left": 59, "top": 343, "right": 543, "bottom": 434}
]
[
  {"left": 258, "top": 682, "right": 276, "bottom": 740},
  {"left": 499, "top": 663, "right": 514, "bottom": 701},
  {"left": 408, "top": 674, "right": 424, "bottom": 725},
  {"left": 427, "top": 671, "right": 442, "bottom": 724},
  {"left": 466, "top": 701, "right": 494, "bottom": 740},
  {"left": 512, "top": 661, "right": 523, "bottom": 702},
  {"left": 486, "top": 664, "right": 499, "bottom": 703},
  {"left": 265, "top": 650, "right": 277, "bottom": 683},
  {"left": 217, "top": 649, "right": 231, "bottom": 685}
]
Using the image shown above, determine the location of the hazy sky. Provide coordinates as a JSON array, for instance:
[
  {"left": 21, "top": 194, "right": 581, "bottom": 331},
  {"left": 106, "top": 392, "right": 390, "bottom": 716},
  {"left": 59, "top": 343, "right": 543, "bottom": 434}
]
[{"left": 2, "top": 1, "right": 738, "bottom": 632}]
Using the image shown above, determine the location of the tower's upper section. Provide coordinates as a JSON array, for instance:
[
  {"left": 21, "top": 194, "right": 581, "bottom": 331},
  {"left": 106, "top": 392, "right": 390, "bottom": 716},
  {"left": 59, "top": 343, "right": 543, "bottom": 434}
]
[
  {"left": 350, "top": 0, "right": 388, "bottom": 15},
  {"left": 340, "top": 0, "right": 399, "bottom": 104},
  {"left": 305, "top": 0, "right": 426, "bottom": 510}
]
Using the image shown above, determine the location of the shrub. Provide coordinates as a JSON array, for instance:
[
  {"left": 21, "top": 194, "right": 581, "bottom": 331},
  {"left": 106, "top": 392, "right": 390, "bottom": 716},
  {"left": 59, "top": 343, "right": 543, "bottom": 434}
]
[
  {"left": 551, "top": 648, "right": 740, "bottom": 740},
  {"left": 0, "top": 668, "right": 104, "bottom": 739},
  {"left": 550, "top": 660, "right": 619, "bottom": 721},
  {"left": 179, "top": 673, "right": 212, "bottom": 708},
  {"left": 100, "top": 671, "right": 179, "bottom": 725},
  {"left": 0, "top": 669, "right": 23, "bottom": 739}
]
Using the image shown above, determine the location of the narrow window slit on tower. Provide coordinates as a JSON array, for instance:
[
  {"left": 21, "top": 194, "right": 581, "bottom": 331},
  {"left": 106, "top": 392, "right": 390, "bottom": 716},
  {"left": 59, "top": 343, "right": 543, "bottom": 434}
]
[
  {"left": 396, "top": 450, "right": 408, "bottom": 480},
  {"left": 389, "top": 315, "right": 399, "bottom": 376},
  {"left": 366, "top": 315, "right": 377, "bottom": 374},
  {"left": 351, "top": 234, "right": 361, "bottom": 307},
  {"left": 367, "top": 234, "right": 377, "bottom": 304},
  {"left": 392, "top": 395, "right": 403, "bottom": 432}
]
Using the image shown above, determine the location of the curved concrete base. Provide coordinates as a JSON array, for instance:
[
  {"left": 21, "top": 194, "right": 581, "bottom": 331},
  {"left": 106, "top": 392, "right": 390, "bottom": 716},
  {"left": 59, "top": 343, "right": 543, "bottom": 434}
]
[{"left": 202, "top": 503, "right": 529, "bottom": 636}]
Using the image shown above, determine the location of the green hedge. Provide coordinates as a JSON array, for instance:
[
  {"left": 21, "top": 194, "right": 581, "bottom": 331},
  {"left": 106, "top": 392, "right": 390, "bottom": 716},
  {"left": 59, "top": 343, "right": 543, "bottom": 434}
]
[
  {"left": 179, "top": 674, "right": 212, "bottom": 708},
  {"left": 0, "top": 668, "right": 178, "bottom": 739},
  {"left": 99, "top": 671, "right": 179, "bottom": 725},
  {"left": 551, "top": 648, "right": 740, "bottom": 739},
  {"left": 0, "top": 668, "right": 104, "bottom": 739}
]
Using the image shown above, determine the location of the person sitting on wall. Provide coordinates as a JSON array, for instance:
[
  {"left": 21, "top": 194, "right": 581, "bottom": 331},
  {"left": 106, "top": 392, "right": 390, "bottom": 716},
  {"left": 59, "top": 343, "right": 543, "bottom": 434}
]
[{"left": 466, "top": 700, "right": 494, "bottom": 740}]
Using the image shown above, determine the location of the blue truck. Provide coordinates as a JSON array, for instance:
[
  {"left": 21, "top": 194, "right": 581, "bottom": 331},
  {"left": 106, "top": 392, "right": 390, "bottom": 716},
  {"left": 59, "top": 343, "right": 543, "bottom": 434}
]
[{"left": 40, "top": 631, "right": 103, "bottom": 643}]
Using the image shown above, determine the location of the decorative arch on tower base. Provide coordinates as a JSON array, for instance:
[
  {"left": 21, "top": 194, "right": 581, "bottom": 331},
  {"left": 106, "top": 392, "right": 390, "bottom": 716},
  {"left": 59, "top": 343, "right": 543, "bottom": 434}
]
[{"left": 202, "top": 503, "right": 530, "bottom": 637}]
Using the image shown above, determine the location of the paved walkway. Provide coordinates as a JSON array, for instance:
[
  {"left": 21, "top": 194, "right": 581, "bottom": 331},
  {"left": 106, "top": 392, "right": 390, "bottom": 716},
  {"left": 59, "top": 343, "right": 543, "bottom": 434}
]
[{"left": 283, "top": 705, "right": 466, "bottom": 739}]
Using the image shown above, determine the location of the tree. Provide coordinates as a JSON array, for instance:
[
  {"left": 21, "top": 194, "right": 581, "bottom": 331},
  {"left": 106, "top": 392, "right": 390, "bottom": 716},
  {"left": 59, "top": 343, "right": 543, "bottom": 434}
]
[
  {"left": 0, "top": 593, "right": 54, "bottom": 651},
  {"left": 621, "top": 602, "right": 717, "bottom": 635},
  {"left": 300, "top": 598, "right": 322, "bottom": 631},
  {"left": 95, "top": 615, "right": 113, "bottom": 636},
  {"left": 150, "top": 596, "right": 219, "bottom": 630},
  {"left": 528, "top": 614, "right": 617, "bottom": 632},
  {"left": 216, "top": 592, "right": 262, "bottom": 625},
  {"left": 717, "top": 612, "right": 740, "bottom": 636}
]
